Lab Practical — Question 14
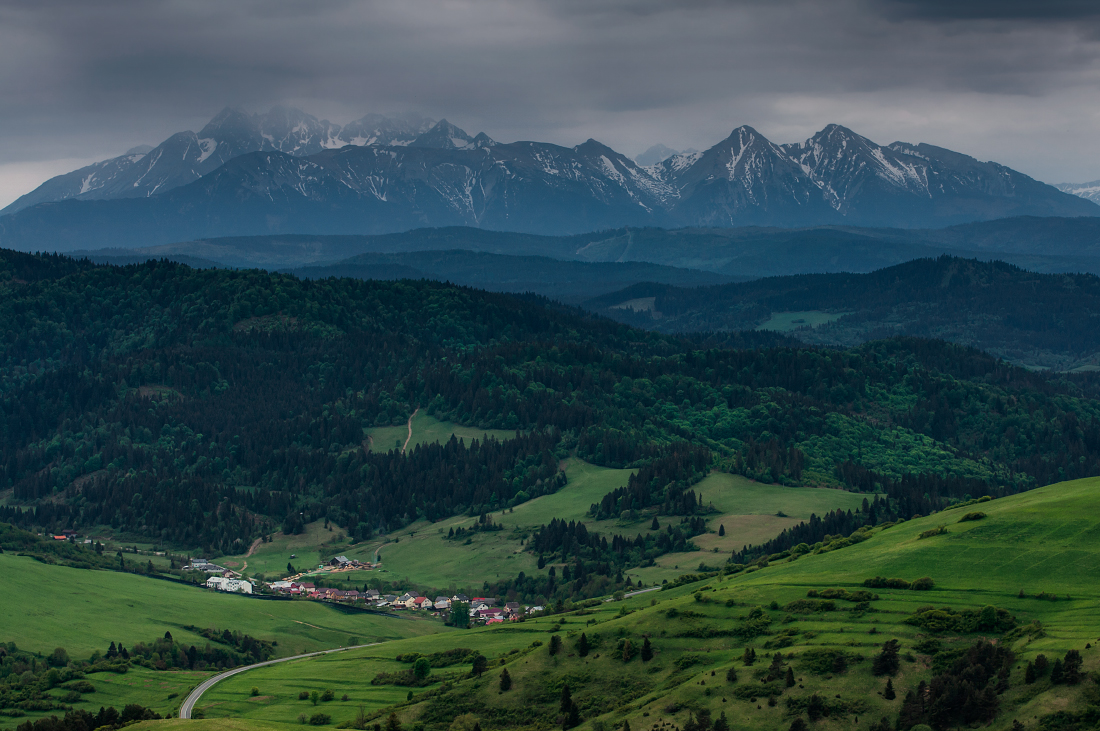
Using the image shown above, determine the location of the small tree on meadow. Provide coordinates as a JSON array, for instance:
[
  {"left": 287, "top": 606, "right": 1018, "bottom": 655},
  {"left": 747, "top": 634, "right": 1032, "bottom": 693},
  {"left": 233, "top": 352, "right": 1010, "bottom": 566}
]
[
  {"left": 471, "top": 654, "right": 488, "bottom": 677},
  {"left": 785, "top": 667, "right": 795, "bottom": 688},
  {"left": 499, "top": 668, "right": 512, "bottom": 692},
  {"left": 718, "top": 525, "right": 725, "bottom": 537},
  {"left": 742, "top": 647, "right": 756, "bottom": 666},
  {"left": 549, "top": 635, "right": 562, "bottom": 656},
  {"left": 641, "top": 637, "right": 653, "bottom": 662},
  {"left": 413, "top": 658, "right": 431, "bottom": 680},
  {"left": 884, "top": 678, "right": 895, "bottom": 700},
  {"left": 726, "top": 666, "right": 737, "bottom": 683},
  {"left": 577, "top": 633, "right": 589, "bottom": 657}
]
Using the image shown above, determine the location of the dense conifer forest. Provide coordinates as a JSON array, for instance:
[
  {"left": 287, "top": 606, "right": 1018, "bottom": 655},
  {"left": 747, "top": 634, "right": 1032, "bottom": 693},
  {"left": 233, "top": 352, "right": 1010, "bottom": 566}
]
[{"left": 3, "top": 249, "right": 1100, "bottom": 565}]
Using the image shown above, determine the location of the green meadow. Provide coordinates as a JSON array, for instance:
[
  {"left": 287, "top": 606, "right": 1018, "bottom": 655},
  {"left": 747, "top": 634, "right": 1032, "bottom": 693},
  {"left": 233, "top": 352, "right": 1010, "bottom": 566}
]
[
  {"left": 366, "top": 413, "right": 517, "bottom": 454},
  {"left": 0, "top": 554, "right": 443, "bottom": 658},
  {"left": 758, "top": 310, "right": 850, "bottom": 331},
  {"left": 227, "top": 459, "right": 867, "bottom": 593},
  {"left": 186, "top": 476, "right": 1100, "bottom": 731}
]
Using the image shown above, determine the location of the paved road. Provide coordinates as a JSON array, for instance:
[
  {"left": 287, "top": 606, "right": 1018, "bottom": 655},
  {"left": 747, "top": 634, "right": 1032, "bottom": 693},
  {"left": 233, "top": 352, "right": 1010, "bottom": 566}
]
[
  {"left": 605, "top": 586, "right": 662, "bottom": 602},
  {"left": 179, "top": 643, "right": 380, "bottom": 719}
]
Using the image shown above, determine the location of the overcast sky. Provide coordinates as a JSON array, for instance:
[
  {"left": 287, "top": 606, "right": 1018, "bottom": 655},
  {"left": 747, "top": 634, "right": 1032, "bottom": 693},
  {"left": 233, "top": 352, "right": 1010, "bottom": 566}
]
[{"left": 1, "top": 0, "right": 1099, "bottom": 208}]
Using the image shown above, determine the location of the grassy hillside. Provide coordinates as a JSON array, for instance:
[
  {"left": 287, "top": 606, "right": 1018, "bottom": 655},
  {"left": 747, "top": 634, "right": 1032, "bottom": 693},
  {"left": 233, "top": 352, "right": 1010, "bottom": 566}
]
[
  {"left": 0, "top": 554, "right": 442, "bottom": 657},
  {"left": 248, "top": 461, "right": 866, "bottom": 592},
  {"left": 188, "top": 477, "right": 1100, "bottom": 731}
]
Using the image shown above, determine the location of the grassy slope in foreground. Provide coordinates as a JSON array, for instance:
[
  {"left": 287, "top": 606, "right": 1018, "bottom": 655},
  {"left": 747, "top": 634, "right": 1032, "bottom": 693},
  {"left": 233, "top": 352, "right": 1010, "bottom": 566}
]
[
  {"left": 192, "top": 476, "right": 1100, "bottom": 731},
  {"left": 0, "top": 554, "right": 443, "bottom": 658}
]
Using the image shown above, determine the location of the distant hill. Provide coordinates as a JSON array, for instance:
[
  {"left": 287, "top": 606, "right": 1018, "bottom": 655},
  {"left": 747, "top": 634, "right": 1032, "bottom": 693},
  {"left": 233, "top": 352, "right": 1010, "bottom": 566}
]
[
  {"left": 586, "top": 256, "right": 1100, "bottom": 370},
  {"left": 289, "top": 250, "right": 744, "bottom": 303}
]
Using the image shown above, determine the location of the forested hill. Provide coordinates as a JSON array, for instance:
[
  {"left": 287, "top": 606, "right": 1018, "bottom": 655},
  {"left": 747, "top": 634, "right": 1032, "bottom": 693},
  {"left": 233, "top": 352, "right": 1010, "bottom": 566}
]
[
  {"left": 587, "top": 256, "right": 1100, "bottom": 370},
  {"left": 2, "top": 249, "right": 1100, "bottom": 556}
]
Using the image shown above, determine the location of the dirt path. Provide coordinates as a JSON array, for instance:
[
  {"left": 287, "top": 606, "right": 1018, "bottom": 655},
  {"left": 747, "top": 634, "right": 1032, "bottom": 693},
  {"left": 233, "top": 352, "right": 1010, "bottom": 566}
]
[
  {"left": 401, "top": 407, "right": 420, "bottom": 454},
  {"left": 237, "top": 537, "right": 264, "bottom": 574}
]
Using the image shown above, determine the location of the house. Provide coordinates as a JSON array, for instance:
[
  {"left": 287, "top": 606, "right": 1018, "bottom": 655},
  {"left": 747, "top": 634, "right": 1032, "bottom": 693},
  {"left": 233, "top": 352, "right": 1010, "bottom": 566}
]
[
  {"left": 452, "top": 594, "right": 470, "bottom": 603},
  {"left": 299, "top": 582, "right": 315, "bottom": 591},
  {"left": 472, "top": 597, "right": 498, "bottom": 607},
  {"left": 412, "top": 597, "right": 433, "bottom": 610},
  {"left": 329, "top": 556, "right": 351, "bottom": 567},
  {"left": 366, "top": 589, "right": 381, "bottom": 600},
  {"left": 503, "top": 602, "right": 522, "bottom": 618},
  {"left": 433, "top": 596, "right": 451, "bottom": 610},
  {"left": 206, "top": 577, "right": 253, "bottom": 594},
  {"left": 475, "top": 608, "right": 504, "bottom": 623}
]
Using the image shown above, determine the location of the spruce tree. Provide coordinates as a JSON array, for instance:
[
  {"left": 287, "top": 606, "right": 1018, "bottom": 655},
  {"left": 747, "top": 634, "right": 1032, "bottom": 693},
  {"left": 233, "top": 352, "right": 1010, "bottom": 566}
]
[
  {"left": 549, "top": 635, "right": 562, "bottom": 656},
  {"left": 785, "top": 667, "right": 795, "bottom": 688},
  {"left": 564, "top": 701, "right": 580, "bottom": 730},
  {"left": 872, "top": 639, "right": 900, "bottom": 676},
  {"left": 884, "top": 678, "right": 895, "bottom": 700},
  {"left": 623, "top": 721, "right": 631, "bottom": 731},
  {"left": 1025, "top": 661, "right": 1036, "bottom": 684},
  {"left": 1063, "top": 649, "right": 1083, "bottom": 685},
  {"left": 1051, "top": 658, "right": 1064, "bottom": 684},
  {"left": 499, "top": 668, "right": 511, "bottom": 691},
  {"left": 713, "top": 712, "right": 729, "bottom": 731},
  {"left": 641, "top": 637, "right": 653, "bottom": 662},
  {"left": 718, "top": 524, "right": 725, "bottom": 537},
  {"left": 651, "top": 517, "right": 660, "bottom": 530},
  {"left": 560, "top": 684, "right": 572, "bottom": 714},
  {"left": 742, "top": 647, "right": 756, "bottom": 666},
  {"left": 577, "top": 633, "right": 589, "bottom": 657},
  {"left": 726, "top": 666, "right": 737, "bottom": 683}
]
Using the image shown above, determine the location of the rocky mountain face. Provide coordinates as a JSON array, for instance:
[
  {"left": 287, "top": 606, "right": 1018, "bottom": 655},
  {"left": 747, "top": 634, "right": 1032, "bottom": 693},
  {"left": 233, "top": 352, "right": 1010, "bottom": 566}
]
[
  {"left": 0, "top": 107, "right": 436, "bottom": 214},
  {"left": 1, "top": 115, "right": 1095, "bottom": 249}
]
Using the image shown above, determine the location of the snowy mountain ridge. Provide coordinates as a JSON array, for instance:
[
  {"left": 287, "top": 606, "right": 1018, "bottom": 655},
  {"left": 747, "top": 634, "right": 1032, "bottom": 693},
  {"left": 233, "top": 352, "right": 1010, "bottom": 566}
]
[{"left": 2, "top": 113, "right": 1096, "bottom": 247}]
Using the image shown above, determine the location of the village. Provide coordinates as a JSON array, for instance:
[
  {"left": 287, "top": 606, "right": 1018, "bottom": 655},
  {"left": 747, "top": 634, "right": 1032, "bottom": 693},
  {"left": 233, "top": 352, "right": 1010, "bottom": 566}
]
[{"left": 190, "top": 556, "right": 535, "bottom": 624}]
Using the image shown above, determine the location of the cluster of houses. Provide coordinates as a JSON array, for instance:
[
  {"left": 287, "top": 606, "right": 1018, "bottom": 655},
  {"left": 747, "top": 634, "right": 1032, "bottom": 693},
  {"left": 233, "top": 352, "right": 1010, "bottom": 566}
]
[{"left": 259, "top": 583, "right": 532, "bottom": 621}]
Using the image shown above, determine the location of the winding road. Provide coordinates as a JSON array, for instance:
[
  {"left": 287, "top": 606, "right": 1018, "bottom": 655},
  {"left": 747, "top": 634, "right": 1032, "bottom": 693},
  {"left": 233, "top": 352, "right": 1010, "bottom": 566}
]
[{"left": 178, "top": 643, "right": 381, "bottom": 719}]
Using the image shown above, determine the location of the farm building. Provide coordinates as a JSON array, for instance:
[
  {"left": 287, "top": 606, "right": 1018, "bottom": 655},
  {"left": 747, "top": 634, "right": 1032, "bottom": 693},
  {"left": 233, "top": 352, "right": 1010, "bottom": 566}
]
[{"left": 206, "top": 576, "right": 252, "bottom": 594}]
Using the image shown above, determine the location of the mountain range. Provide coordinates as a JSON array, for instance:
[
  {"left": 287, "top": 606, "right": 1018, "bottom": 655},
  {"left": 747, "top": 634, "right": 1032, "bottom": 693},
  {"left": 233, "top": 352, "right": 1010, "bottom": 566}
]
[
  {"left": 1, "top": 107, "right": 1096, "bottom": 251},
  {"left": 1, "top": 107, "right": 436, "bottom": 215}
]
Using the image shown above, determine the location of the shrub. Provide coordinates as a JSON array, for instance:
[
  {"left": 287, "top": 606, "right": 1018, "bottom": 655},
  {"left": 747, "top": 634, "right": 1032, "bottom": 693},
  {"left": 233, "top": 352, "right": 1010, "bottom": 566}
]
[
  {"left": 251, "top": 687, "right": 260, "bottom": 697},
  {"left": 321, "top": 690, "right": 335, "bottom": 702},
  {"left": 910, "top": 577, "right": 935, "bottom": 591},
  {"left": 783, "top": 599, "right": 836, "bottom": 614},
  {"left": 299, "top": 691, "right": 310, "bottom": 700},
  {"left": 918, "top": 525, "right": 947, "bottom": 539},
  {"left": 958, "top": 512, "right": 986, "bottom": 522},
  {"left": 863, "top": 577, "right": 911, "bottom": 590},
  {"left": 309, "top": 713, "right": 332, "bottom": 725}
]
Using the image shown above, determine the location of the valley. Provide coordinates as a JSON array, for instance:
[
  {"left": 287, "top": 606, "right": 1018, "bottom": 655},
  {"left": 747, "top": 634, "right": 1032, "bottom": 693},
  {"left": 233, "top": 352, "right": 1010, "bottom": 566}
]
[{"left": 4, "top": 248, "right": 1100, "bottom": 731}]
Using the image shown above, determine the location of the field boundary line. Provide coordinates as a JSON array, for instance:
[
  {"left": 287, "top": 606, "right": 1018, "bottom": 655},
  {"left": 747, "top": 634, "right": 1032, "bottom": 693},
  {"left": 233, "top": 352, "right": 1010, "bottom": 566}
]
[{"left": 178, "top": 643, "right": 381, "bottom": 719}]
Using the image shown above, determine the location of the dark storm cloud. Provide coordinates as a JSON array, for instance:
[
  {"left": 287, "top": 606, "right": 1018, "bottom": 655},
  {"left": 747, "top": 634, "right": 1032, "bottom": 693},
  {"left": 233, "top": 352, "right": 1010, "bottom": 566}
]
[
  {"left": 1, "top": 0, "right": 1099, "bottom": 203},
  {"left": 877, "top": 0, "right": 1100, "bottom": 21}
]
